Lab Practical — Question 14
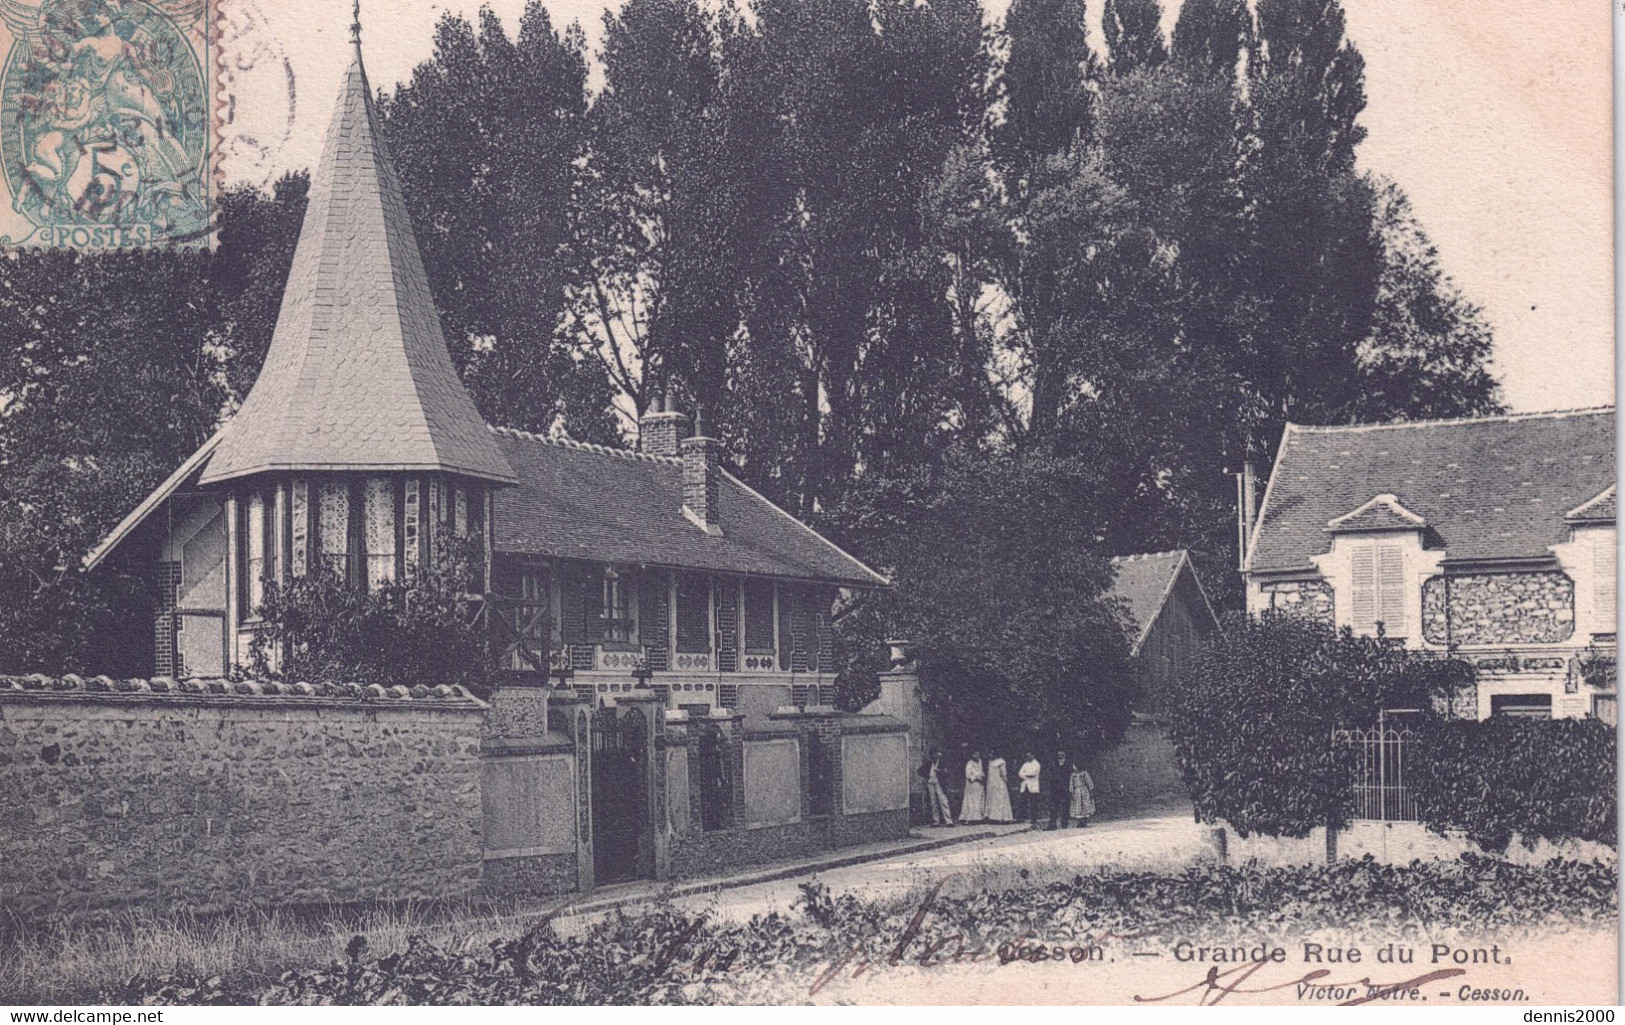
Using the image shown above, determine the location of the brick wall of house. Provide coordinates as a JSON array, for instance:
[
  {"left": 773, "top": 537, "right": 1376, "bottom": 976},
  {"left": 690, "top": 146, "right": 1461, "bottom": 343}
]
[
  {"left": 1421, "top": 572, "right": 1576, "bottom": 646},
  {"left": 0, "top": 676, "right": 485, "bottom": 920}
]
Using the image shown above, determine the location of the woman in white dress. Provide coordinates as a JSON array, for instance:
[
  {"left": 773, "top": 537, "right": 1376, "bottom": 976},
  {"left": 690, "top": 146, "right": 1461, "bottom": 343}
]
[
  {"left": 984, "top": 754, "right": 1014, "bottom": 823},
  {"left": 959, "top": 751, "right": 986, "bottom": 824}
]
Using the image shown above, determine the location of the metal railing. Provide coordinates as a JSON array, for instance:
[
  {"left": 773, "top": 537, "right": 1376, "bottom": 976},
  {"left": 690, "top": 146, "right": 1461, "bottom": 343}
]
[{"left": 1335, "top": 709, "right": 1421, "bottom": 822}]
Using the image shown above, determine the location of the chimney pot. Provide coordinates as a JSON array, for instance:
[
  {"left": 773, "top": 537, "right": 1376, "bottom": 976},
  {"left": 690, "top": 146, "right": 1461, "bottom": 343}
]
[{"left": 637, "top": 393, "right": 691, "bottom": 458}]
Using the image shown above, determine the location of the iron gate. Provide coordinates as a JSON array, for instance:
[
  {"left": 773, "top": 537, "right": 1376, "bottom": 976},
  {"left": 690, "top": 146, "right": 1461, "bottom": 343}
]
[
  {"left": 1335, "top": 709, "right": 1420, "bottom": 822},
  {"left": 591, "top": 705, "right": 650, "bottom": 884},
  {"left": 807, "top": 732, "right": 835, "bottom": 817},
  {"left": 695, "top": 723, "right": 733, "bottom": 832}
]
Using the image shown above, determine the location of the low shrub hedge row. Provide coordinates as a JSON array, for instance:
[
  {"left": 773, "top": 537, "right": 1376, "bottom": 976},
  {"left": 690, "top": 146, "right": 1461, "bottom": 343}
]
[{"left": 116, "top": 856, "right": 1617, "bottom": 1005}]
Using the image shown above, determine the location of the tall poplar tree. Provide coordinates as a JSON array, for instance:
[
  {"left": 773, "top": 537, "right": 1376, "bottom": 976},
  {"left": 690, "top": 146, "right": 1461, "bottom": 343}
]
[
  {"left": 571, "top": 0, "right": 745, "bottom": 431},
  {"left": 1102, "top": 0, "right": 1167, "bottom": 74},
  {"left": 725, "top": 0, "right": 993, "bottom": 514},
  {"left": 1169, "top": 0, "right": 1251, "bottom": 79},
  {"left": 381, "top": 4, "right": 617, "bottom": 442}
]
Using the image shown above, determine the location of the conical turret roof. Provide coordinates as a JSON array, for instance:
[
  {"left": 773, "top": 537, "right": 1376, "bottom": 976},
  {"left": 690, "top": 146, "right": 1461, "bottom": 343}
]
[{"left": 198, "top": 37, "right": 515, "bottom": 486}]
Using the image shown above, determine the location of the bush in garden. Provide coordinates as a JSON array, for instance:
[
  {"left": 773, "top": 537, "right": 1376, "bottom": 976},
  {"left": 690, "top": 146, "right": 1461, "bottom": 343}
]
[
  {"left": 1410, "top": 716, "right": 1617, "bottom": 854},
  {"left": 1169, "top": 613, "right": 1472, "bottom": 838},
  {"left": 246, "top": 538, "right": 495, "bottom": 696},
  {"left": 111, "top": 857, "right": 1616, "bottom": 1005}
]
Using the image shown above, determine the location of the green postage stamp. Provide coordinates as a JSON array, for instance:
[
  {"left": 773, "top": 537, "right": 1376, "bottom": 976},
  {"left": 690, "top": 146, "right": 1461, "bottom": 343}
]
[{"left": 0, "top": 0, "right": 213, "bottom": 248}]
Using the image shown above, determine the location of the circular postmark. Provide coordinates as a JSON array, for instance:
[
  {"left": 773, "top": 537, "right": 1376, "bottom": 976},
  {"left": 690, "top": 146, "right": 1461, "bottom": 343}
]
[{"left": 0, "top": 0, "right": 210, "bottom": 245}]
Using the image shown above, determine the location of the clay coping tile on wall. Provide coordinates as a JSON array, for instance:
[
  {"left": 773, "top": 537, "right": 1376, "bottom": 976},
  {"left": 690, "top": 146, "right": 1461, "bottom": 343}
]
[{"left": 0, "top": 674, "right": 487, "bottom": 709}]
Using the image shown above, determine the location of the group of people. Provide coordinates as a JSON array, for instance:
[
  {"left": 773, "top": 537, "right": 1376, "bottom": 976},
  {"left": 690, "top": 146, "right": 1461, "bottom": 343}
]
[{"left": 918, "top": 749, "right": 1094, "bottom": 830}]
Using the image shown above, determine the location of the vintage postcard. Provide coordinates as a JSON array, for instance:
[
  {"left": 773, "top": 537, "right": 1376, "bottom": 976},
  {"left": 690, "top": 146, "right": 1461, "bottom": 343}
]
[{"left": 0, "top": 0, "right": 1615, "bottom": 1011}]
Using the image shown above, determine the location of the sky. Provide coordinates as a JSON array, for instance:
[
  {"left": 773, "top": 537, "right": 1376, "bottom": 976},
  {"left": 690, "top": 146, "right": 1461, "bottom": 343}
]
[{"left": 221, "top": 0, "right": 1614, "bottom": 415}]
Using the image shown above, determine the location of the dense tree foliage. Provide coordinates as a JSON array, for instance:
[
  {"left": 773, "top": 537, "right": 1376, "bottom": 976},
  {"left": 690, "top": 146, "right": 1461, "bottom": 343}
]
[
  {"left": 0, "top": 179, "right": 307, "bottom": 673},
  {"left": 826, "top": 449, "right": 1135, "bottom": 757},
  {"left": 0, "top": 0, "right": 1506, "bottom": 749}
]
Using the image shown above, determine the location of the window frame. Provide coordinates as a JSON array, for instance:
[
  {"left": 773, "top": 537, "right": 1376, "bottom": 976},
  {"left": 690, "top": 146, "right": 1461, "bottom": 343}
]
[{"left": 1490, "top": 693, "right": 1554, "bottom": 719}]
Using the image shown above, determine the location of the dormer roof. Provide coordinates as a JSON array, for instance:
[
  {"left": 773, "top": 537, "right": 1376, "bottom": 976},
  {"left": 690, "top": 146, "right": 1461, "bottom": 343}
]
[
  {"left": 1566, "top": 484, "right": 1616, "bottom": 524},
  {"left": 1326, "top": 493, "right": 1428, "bottom": 534},
  {"left": 196, "top": 41, "right": 514, "bottom": 486}
]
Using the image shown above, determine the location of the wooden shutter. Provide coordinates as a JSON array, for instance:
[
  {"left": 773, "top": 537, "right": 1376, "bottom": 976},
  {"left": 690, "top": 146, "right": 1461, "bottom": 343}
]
[
  {"left": 778, "top": 587, "right": 795, "bottom": 671},
  {"left": 742, "top": 578, "right": 775, "bottom": 652},
  {"left": 640, "top": 570, "right": 669, "bottom": 659},
  {"left": 716, "top": 578, "right": 738, "bottom": 672},
  {"left": 675, "top": 573, "right": 710, "bottom": 654},
  {"left": 559, "top": 562, "right": 598, "bottom": 646},
  {"left": 1349, "top": 545, "right": 1376, "bottom": 633},
  {"left": 1596, "top": 540, "right": 1616, "bottom": 626},
  {"left": 1377, "top": 543, "right": 1405, "bottom": 634}
]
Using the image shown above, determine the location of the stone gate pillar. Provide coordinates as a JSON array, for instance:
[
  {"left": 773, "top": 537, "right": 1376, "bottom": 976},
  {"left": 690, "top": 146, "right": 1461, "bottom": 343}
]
[{"left": 547, "top": 687, "right": 593, "bottom": 892}]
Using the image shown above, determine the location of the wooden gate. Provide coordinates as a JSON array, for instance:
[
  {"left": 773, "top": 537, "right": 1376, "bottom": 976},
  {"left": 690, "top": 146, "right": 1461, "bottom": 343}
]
[{"left": 591, "top": 705, "right": 651, "bottom": 884}]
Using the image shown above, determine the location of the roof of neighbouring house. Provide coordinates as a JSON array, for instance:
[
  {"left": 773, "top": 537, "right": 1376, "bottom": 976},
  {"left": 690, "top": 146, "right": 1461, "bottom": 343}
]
[
  {"left": 1246, "top": 408, "right": 1616, "bottom": 573},
  {"left": 1108, "top": 550, "right": 1219, "bottom": 656},
  {"left": 195, "top": 39, "right": 515, "bottom": 487},
  {"left": 488, "top": 427, "right": 889, "bottom": 588}
]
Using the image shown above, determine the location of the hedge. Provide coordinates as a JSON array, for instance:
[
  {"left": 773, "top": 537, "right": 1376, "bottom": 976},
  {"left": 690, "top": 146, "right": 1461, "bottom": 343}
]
[
  {"left": 1169, "top": 614, "right": 1468, "bottom": 838},
  {"left": 1171, "top": 614, "right": 1614, "bottom": 851},
  {"left": 1410, "top": 716, "right": 1617, "bottom": 854}
]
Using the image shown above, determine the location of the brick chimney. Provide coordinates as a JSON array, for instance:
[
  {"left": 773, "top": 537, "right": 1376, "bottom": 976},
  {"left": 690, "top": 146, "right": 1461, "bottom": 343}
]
[
  {"left": 638, "top": 391, "right": 691, "bottom": 458},
  {"left": 681, "top": 407, "right": 722, "bottom": 535}
]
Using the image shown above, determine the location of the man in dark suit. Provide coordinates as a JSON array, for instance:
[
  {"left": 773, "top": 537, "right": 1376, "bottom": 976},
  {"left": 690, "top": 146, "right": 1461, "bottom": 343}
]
[{"left": 1047, "top": 749, "right": 1071, "bottom": 830}]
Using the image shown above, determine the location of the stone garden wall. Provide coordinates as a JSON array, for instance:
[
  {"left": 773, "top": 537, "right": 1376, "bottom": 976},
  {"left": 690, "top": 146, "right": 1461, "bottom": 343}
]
[
  {"left": 0, "top": 675, "right": 486, "bottom": 921},
  {"left": 1090, "top": 717, "right": 1188, "bottom": 819},
  {"left": 1422, "top": 572, "right": 1575, "bottom": 646}
]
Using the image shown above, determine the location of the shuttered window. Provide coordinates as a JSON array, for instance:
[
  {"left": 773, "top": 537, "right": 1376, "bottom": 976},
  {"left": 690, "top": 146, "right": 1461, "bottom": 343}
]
[
  {"left": 742, "top": 579, "right": 775, "bottom": 653},
  {"left": 1595, "top": 539, "right": 1616, "bottom": 628},
  {"left": 675, "top": 573, "right": 711, "bottom": 654},
  {"left": 1350, "top": 542, "right": 1405, "bottom": 636},
  {"left": 559, "top": 562, "right": 601, "bottom": 646}
]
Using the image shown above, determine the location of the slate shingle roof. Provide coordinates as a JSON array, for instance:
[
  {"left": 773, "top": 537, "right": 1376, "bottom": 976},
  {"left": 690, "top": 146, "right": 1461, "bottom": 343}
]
[
  {"left": 1247, "top": 408, "right": 1616, "bottom": 573},
  {"left": 1108, "top": 550, "right": 1218, "bottom": 654},
  {"left": 488, "top": 428, "right": 887, "bottom": 587},
  {"left": 198, "top": 46, "right": 514, "bottom": 486}
]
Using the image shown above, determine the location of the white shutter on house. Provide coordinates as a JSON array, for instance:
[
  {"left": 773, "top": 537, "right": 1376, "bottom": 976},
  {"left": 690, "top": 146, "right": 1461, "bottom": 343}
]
[
  {"left": 1377, "top": 542, "right": 1406, "bottom": 635},
  {"left": 1595, "top": 539, "right": 1616, "bottom": 627},
  {"left": 1349, "top": 545, "right": 1376, "bottom": 633}
]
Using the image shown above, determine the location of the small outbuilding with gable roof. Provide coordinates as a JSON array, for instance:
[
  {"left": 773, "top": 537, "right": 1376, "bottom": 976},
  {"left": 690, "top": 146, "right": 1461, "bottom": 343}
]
[{"left": 1088, "top": 550, "right": 1220, "bottom": 818}]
